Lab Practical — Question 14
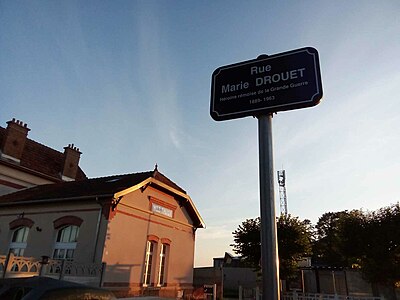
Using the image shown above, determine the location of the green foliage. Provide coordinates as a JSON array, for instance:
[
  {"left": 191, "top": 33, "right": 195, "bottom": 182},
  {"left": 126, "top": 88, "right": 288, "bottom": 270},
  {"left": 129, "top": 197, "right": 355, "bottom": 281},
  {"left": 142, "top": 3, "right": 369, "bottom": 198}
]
[
  {"left": 311, "top": 204, "right": 400, "bottom": 286},
  {"left": 312, "top": 210, "right": 365, "bottom": 268},
  {"left": 231, "top": 217, "right": 261, "bottom": 267},
  {"left": 231, "top": 203, "right": 400, "bottom": 287},
  {"left": 313, "top": 211, "right": 347, "bottom": 267},
  {"left": 336, "top": 210, "right": 366, "bottom": 267},
  {"left": 360, "top": 203, "right": 400, "bottom": 285},
  {"left": 231, "top": 215, "right": 313, "bottom": 280},
  {"left": 277, "top": 215, "right": 313, "bottom": 280}
]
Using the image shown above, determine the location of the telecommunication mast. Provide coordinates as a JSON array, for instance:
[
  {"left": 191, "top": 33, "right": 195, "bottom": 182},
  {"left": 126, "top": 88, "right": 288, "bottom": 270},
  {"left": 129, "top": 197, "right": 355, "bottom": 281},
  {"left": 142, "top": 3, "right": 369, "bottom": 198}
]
[{"left": 277, "top": 170, "right": 288, "bottom": 217}]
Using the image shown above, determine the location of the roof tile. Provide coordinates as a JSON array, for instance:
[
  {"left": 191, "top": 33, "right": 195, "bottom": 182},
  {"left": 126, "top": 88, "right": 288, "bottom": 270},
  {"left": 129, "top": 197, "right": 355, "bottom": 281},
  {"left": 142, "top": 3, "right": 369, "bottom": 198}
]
[
  {"left": 0, "top": 171, "right": 185, "bottom": 204},
  {"left": 0, "top": 126, "right": 86, "bottom": 181}
]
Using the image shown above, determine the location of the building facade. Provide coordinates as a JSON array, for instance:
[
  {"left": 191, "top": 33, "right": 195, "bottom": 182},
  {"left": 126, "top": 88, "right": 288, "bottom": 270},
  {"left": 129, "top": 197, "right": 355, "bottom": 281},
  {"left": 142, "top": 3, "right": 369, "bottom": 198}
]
[
  {"left": 0, "top": 117, "right": 204, "bottom": 298},
  {"left": 0, "top": 170, "right": 205, "bottom": 298}
]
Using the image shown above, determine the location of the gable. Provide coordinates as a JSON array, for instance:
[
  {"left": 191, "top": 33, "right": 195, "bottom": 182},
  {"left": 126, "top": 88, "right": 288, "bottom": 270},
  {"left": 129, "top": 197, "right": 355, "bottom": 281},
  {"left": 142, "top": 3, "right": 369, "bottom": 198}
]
[{"left": 0, "top": 170, "right": 205, "bottom": 229}]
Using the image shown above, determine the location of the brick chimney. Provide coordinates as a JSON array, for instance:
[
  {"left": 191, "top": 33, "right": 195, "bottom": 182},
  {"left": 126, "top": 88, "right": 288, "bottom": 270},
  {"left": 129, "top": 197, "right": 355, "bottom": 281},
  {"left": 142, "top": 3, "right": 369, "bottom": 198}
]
[
  {"left": 1, "top": 118, "right": 31, "bottom": 163},
  {"left": 62, "top": 144, "right": 82, "bottom": 181}
]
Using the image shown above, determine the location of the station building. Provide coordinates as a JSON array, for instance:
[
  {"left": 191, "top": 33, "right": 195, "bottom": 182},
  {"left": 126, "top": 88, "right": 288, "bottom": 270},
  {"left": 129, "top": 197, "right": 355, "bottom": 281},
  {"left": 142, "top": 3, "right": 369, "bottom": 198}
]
[{"left": 0, "top": 118, "right": 204, "bottom": 298}]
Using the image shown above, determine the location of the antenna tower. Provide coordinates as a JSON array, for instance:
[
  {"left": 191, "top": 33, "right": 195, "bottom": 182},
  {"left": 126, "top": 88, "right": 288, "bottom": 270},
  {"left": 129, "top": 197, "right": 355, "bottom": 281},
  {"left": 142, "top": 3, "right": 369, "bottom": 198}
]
[{"left": 277, "top": 170, "right": 288, "bottom": 217}]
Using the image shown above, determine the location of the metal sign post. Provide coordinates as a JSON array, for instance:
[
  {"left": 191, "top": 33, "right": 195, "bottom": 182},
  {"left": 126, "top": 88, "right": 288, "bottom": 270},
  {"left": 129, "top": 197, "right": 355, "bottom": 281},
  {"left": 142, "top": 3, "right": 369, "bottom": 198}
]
[
  {"left": 258, "top": 114, "right": 280, "bottom": 300},
  {"left": 210, "top": 46, "right": 323, "bottom": 300}
]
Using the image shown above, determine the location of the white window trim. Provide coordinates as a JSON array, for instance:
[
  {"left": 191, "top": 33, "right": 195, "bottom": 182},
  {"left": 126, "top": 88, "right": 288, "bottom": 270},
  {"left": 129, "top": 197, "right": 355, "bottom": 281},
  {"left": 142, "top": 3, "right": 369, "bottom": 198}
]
[
  {"left": 157, "top": 244, "right": 167, "bottom": 287},
  {"left": 54, "top": 242, "right": 77, "bottom": 250},
  {"left": 53, "top": 225, "right": 79, "bottom": 260},
  {"left": 10, "top": 241, "right": 27, "bottom": 249},
  {"left": 9, "top": 227, "right": 29, "bottom": 256},
  {"left": 143, "top": 241, "right": 155, "bottom": 287}
]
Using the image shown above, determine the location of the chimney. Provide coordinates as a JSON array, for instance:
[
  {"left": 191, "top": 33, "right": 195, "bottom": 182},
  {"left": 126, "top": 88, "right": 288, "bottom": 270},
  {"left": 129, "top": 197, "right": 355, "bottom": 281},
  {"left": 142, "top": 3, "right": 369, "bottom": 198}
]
[
  {"left": 62, "top": 144, "right": 82, "bottom": 181},
  {"left": 1, "top": 118, "right": 31, "bottom": 163}
]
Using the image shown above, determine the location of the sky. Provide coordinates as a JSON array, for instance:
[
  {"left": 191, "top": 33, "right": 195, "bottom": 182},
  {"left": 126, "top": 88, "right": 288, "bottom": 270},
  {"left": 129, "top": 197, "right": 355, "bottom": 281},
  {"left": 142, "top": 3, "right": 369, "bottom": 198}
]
[{"left": 1, "top": 1, "right": 399, "bottom": 267}]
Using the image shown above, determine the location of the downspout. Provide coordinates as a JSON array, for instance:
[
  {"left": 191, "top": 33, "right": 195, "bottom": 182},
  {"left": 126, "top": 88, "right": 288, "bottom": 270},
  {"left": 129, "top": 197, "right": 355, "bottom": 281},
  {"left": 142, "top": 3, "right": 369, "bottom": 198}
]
[
  {"left": 92, "top": 197, "right": 103, "bottom": 262},
  {"left": 92, "top": 196, "right": 122, "bottom": 262}
]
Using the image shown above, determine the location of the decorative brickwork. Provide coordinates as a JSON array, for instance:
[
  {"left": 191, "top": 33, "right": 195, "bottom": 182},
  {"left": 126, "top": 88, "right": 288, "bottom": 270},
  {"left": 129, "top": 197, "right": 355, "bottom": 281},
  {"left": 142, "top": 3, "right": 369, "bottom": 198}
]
[
  {"left": 53, "top": 215, "right": 83, "bottom": 229},
  {"left": 9, "top": 217, "right": 34, "bottom": 229},
  {"left": 147, "top": 234, "right": 160, "bottom": 242}
]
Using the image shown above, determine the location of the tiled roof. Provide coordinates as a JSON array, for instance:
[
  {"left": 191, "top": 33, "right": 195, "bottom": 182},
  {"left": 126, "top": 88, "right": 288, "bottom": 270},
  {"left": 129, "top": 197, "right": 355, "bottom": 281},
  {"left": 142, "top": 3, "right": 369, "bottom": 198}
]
[
  {"left": 0, "top": 170, "right": 185, "bottom": 204},
  {"left": 0, "top": 170, "right": 204, "bottom": 228},
  {"left": 0, "top": 126, "right": 86, "bottom": 181}
]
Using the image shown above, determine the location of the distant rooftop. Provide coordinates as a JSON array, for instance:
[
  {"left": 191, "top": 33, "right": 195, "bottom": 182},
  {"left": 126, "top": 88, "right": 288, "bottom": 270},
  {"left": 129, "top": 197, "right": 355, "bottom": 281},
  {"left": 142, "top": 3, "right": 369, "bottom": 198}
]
[{"left": 0, "top": 118, "right": 86, "bottom": 182}]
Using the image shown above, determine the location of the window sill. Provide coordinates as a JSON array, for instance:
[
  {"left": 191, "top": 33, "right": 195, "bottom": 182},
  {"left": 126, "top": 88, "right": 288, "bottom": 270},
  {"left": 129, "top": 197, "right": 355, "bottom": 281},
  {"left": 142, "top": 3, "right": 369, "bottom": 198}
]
[{"left": 143, "top": 286, "right": 160, "bottom": 290}]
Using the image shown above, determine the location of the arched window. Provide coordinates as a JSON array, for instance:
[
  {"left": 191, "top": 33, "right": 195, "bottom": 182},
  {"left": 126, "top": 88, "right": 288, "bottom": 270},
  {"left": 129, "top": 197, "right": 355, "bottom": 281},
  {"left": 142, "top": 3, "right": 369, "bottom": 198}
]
[
  {"left": 143, "top": 241, "right": 156, "bottom": 286},
  {"left": 53, "top": 225, "right": 79, "bottom": 260},
  {"left": 9, "top": 226, "right": 30, "bottom": 256},
  {"left": 157, "top": 243, "right": 169, "bottom": 286}
]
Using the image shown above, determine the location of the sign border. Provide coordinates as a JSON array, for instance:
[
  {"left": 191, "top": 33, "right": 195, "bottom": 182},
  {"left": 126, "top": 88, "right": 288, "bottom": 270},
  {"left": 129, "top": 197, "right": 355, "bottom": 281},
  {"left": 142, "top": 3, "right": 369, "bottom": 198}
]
[{"left": 210, "top": 47, "right": 323, "bottom": 121}]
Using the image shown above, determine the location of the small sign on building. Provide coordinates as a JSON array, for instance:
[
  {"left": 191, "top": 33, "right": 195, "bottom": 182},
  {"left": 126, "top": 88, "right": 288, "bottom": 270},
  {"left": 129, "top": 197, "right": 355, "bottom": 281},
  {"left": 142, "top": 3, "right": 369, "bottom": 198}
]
[{"left": 203, "top": 285, "right": 214, "bottom": 295}]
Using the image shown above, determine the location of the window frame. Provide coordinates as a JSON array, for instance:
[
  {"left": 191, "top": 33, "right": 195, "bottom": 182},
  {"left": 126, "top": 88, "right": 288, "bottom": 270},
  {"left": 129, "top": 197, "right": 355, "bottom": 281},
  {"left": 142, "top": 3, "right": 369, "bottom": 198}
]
[
  {"left": 53, "top": 224, "right": 80, "bottom": 260},
  {"left": 157, "top": 243, "right": 169, "bottom": 287},
  {"left": 9, "top": 226, "right": 30, "bottom": 257},
  {"left": 143, "top": 240, "right": 156, "bottom": 287}
]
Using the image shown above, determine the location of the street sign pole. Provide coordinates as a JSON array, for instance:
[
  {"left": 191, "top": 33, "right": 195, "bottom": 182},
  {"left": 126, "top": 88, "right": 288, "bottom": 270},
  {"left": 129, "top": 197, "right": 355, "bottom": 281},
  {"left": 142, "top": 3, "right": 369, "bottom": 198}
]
[
  {"left": 258, "top": 114, "right": 280, "bottom": 300},
  {"left": 210, "top": 46, "right": 323, "bottom": 300}
]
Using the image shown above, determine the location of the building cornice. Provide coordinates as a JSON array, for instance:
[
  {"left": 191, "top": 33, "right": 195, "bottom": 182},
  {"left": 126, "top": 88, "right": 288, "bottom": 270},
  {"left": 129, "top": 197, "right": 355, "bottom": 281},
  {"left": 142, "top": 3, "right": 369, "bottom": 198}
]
[{"left": 114, "top": 177, "right": 205, "bottom": 228}]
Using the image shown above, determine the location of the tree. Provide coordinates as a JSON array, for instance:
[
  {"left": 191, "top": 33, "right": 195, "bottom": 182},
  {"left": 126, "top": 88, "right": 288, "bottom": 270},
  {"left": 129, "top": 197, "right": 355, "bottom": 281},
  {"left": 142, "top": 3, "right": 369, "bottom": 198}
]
[
  {"left": 231, "top": 215, "right": 313, "bottom": 281},
  {"left": 312, "top": 205, "right": 400, "bottom": 297},
  {"left": 232, "top": 204, "right": 400, "bottom": 296},
  {"left": 335, "top": 209, "right": 366, "bottom": 268},
  {"left": 231, "top": 217, "right": 261, "bottom": 267},
  {"left": 360, "top": 204, "right": 400, "bottom": 288},
  {"left": 312, "top": 211, "right": 353, "bottom": 267},
  {"left": 277, "top": 215, "right": 313, "bottom": 280}
]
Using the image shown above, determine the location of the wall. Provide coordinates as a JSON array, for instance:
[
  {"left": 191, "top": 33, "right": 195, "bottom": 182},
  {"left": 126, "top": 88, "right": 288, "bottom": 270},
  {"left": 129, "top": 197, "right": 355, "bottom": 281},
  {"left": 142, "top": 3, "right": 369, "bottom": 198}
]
[
  {"left": 0, "top": 164, "right": 55, "bottom": 196},
  {"left": 0, "top": 201, "right": 102, "bottom": 263},
  {"left": 223, "top": 267, "right": 258, "bottom": 297},
  {"left": 193, "top": 266, "right": 258, "bottom": 299},
  {"left": 102, "top": 187, "right": 196, "bottom": 297},
  {"left": 345, "top": 270, "right": 374, "bottom": 297},
  {"left": 193, "top": 267, "right": 222, "bottom": 298},
  {"left": 303, "top": 269, "right": 380, "bottom": 297}
]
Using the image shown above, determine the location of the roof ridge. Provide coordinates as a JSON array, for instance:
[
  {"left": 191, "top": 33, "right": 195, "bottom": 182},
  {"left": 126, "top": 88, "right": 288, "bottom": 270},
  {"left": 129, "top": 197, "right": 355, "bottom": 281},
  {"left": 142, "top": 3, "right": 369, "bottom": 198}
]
[
  {"left": 88, "top": 171, "right": 153, "bottom": 180},
  {"left": 151, "top": 170, "right": 186, "bottom": 194},
  {"left": 0, "top": 125, "right": 73, "bottom": 156},
  {"left": 24, "top": 134, "right": 87, "bottom": 179}
]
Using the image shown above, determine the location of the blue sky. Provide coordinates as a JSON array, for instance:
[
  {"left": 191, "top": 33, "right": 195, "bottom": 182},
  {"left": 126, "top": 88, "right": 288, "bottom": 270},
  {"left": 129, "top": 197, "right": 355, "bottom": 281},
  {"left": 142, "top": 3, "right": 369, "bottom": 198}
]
[{"left": 1, "top": 1, "right": 399, "bottom": 267}]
